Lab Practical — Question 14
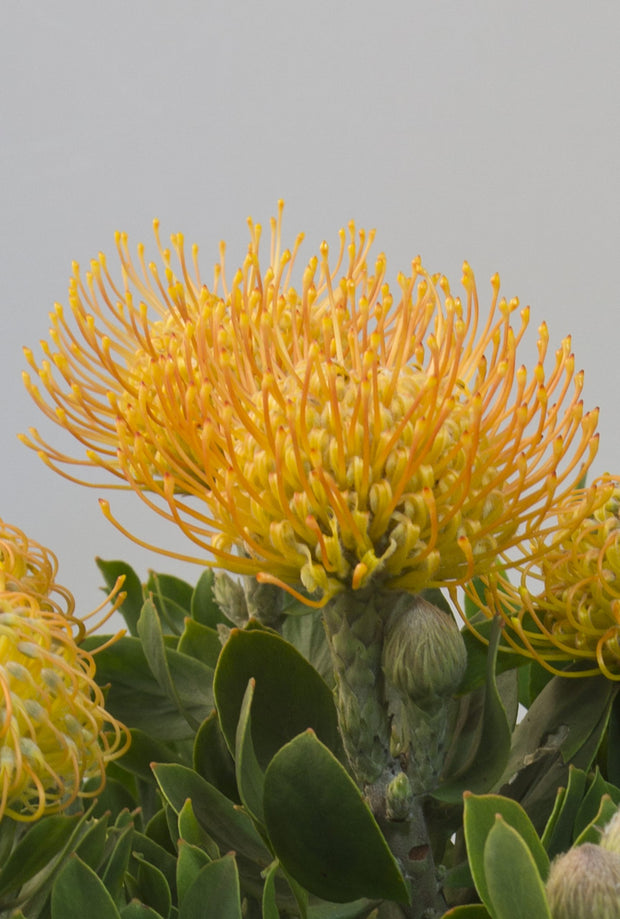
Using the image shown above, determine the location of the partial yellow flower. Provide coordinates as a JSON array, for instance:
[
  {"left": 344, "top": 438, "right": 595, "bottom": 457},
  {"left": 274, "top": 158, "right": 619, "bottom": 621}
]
[
  {"left": 0, "top": 593, "right": 128, "bottom": 820},
  {"left": 0, "top": 522, "right": 129, "bottom": 820},
  {"left": 23, "top": 205, "right": 601, "bottom": 605},
  {"left": 455, "top": 477, "right": 620, "bottom": 679},
  {"left": 0, "top": 518, "right": 72, "bottom": 617}
]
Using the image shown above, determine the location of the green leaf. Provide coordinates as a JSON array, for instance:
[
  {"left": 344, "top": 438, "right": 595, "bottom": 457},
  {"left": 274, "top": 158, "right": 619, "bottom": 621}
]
[
  {"left": 573, "top": 793, "right": 620, "bottom": 846},
  {"left": 235, "top": 679, "right": 265, "bottom": 823},
  {"left": 102, "top": 822, "right": 135, "bottom": 906},
  {"left": 84, "top": 635, "right": 213, "bottom": 740},
  {"left": 499, "top": 674, "right": 618, "bottom": 832},
  {"left": 524, "top": 660, "right": 555, "bottom": 709},
  {"left": 607, "top": 690, "right": 620, "bottom": 787},
  {"left": 0, "top": 818, "right": 16, "bottom": 870},
  {"left": 261, "top": 860, "right": 280, "bottom": 919},
  {"left": 120, "top": 902, "right": 166, "bottom": 918},
  {"left": 306, "top": 899, "right": 377, "bottom": 919},
  {"left": 214, "top": 628, "right": 341, "bottom": 767},
  {"left": 539, "top": 765, "right": 587, "bottom": 859},
  {"left": 483, "top": 817, "right": 551, "bottom": 919},
  {"left": 179, "top": 854, "right": 242, "bottom": 919},
  {"left": 52, "top": 855, "right": 121, "bottom": 919},
  {"left": 138, "top": 597, "right": 200, "bottom": 729},
  {"left": 264, "top": 730, "right": 409, "bottom": 904},
  {"left": 178, "top": 799, "right": 219, "bottom": 859},
  {"left": 146, "top": 571, "right": 194, "bottom": 633},
  {"left": 193, "top": 711, "right": 239, "bottom": 803},
  {"left": 97, "top": 559, "right": 144, "bottom": 636},
  {"left": 0, "top": 812, "right": 84, "bottom": 898},
  {"left": 459, "top": 587, "right": 528, "bottom": 696},
  {"left": 441, "top": 907, "right": 492, "bottom": 919},
  {"left": 118, "top": 728, "right": 186, "bottom": 782},
  {"left": 145, "top": 808, "right": 175, "bottom": 853},
  {"left": 573, "top": 769, "right": 612, "bottom": 842},
  {"left": 436, "top": 618, "right": 512, "bottom": 800},
  {"left": 132, "top": 832, "right": 177, "bottom": 897},
  {"left": 84, "top": 776, "right": 138, "bottom": 819},
  {"left": 152, "top": 764, "right": 270, "bottom": 866},
  {"left": 133, "top": 854, "right": 172, "bottom": 918},
  {"left": 178, "top": 618, "right": 223, "bottom": 668},
  {"left": 177, "top": 840, "right": 212, "bottom": 903},
  {"left": 76, "top": 815, "right": 110, "bottom": 871},
  {"left": 463, "top": 792, "right": 549, "bottom": 911}
]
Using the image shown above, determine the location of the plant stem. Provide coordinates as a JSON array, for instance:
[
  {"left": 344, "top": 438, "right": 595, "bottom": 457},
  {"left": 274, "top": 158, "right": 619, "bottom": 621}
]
[
  {"left": 366, "top": 776, "right": 446, "bottom": 919},
  {"left": 322, "top": 589, "right": 450, "bottom": 916}
]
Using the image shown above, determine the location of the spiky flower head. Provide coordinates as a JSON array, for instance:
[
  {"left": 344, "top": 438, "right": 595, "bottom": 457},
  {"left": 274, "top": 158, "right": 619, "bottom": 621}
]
[
  {"left": 0, "top": 518, "right": 67, "bottom": 612},
  {"left": 23, "top": 204, "right": 601, "bottom": 606},
  {"left": 545, "top": 843, "right": 620, "bottom": 919},
  {"left": 0, "top": 523, "right": 128, "bottom": 820},
  {"left": 456, "top": 477, "right": 620, "bottom": 679}
]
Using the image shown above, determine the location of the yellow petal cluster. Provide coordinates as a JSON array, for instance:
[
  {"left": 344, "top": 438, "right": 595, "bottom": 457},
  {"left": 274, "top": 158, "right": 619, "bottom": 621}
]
[
  {"left": 23, "top": 205, "right": 601, "bottom": 605},
  {"left": 0, "top": 522, "right": 128, "bottom": 820},
  {"left": 457, "top": 478, "right": 620, "bottom": 679}
]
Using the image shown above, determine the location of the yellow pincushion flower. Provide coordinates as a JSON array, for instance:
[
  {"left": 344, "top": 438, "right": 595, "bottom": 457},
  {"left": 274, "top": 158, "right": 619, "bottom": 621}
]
[
  {"left": 0, "top": 594, "right": 128, "bottom": 820},
  {"left": 0, "top": 518, "right": 72, "bottom": 618},
  {"left": 23, "top": 205, "right": 601, "bottom": 605},
  {"left": 458, "top": 478, "right": 620, "bottom": 679},
  {"left": 0, "top": 522, "right": 129, "bottom": 820}
]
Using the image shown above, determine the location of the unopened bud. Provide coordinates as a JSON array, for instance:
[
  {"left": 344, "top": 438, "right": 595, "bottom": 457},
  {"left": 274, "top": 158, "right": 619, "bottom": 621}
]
[
  {"left": 243, "top": 577, "right": 284, "bottom": 625},
  {"left": 601, "top": 806, "right": 620, "bottom": 855},
  {"left": 212, "top": 571, "right": 248, "bottom": 626},
  {"left": 381, "top": 595, "right": 466, "bottom": 707},
  {"left": 386, "top": 771, "right": 413, "bottom": 821},
  {"left": 546, "top": 843, "right": 620, "bottom": 919}
]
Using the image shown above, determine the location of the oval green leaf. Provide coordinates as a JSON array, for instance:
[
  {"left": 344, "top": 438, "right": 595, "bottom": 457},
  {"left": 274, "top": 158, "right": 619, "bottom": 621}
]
[
  {"left": 52, "top": 855, "right": 121, "bottom": 919},
  {"left": 152, "top": 763, "right": 270, "bottom": 866},
  {"left": 179, "top": 854, "right": 242, "bottom": 919},
  {"left": 84, "top": 634, "right": 213, "bottom": 740},
  {"left": 463, "top": 792, "right": 549, "bottom": 911},
  {"left": 214, "top": 628, "right": 340, "bottom": 767},
  {"left": 264, "top": 730, "right": 408, "bottom": 904},
  {"left": 483, "top": 817, "right": 551, "bottom": 919},
  {"left": 96, "top": 558, "right": 144, "bottom": 636}
]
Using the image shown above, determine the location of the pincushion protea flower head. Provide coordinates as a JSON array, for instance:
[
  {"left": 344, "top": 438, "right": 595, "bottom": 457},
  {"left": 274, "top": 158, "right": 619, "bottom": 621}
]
[
  {"left": 457, "top": 477, "right": 620, "bottom": 679},
  {"left": 0, "top": 521, "right": 129, "bottom": 820},
  {"left": 0, "top": 518, "right": 72, "bottom": 618},
  {"left": 23, "top": 204, "right": 601, "bottom": 606}
]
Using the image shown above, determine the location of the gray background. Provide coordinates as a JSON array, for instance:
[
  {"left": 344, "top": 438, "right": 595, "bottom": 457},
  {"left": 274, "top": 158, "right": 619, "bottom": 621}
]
[{"left": 2, "top": 0, "right": 619, "bottom": 623}]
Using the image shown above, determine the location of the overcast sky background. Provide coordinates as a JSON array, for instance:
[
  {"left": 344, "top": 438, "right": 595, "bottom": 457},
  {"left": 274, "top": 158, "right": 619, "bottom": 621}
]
[{"left": 2, "top": 1, "right": 620, "bottom": 627}]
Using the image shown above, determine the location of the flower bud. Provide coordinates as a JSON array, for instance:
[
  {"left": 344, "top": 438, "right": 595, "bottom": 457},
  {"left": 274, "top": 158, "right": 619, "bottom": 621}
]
[
  {"left": 212, "top": 571, "right": 248, "bottom": 626},
  {"left": 546, "top": 844, "right": 620, "bottom": 919},
  {"left": 381, "top": 595, "right": 467, "bottom": 707},
  {"left": 600, "top": 806, "right": 620, "bottom": 855},
  {"left": 386, "top": 770, "right": 413, "bottom": 821}
]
